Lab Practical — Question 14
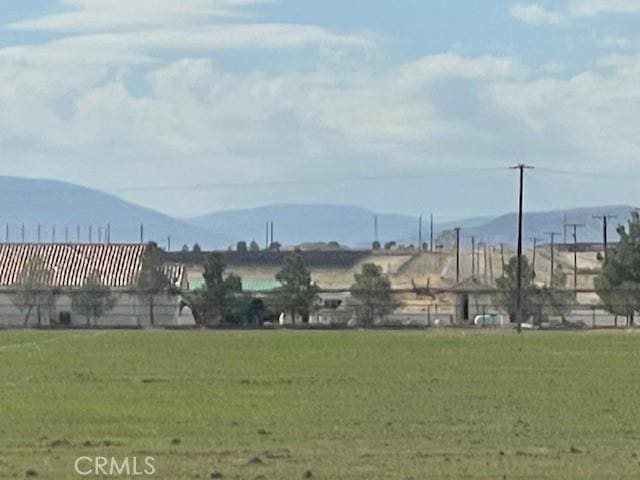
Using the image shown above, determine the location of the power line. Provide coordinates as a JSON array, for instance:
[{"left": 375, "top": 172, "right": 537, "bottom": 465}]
[
  {"left": 0, "top": 167, "right": 509, "bottom": 195},
  {"left": 0, "top": 165, "right": 635, "bottom": 198}
]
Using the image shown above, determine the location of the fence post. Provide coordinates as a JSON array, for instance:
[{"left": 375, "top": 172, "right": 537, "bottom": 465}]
[{"left": 427, "top": 304, "right": 431, "bottom": 328}]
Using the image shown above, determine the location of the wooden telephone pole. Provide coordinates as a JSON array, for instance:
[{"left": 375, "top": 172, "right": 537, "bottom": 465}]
[
  {"left": 454, "top": 227, "right": 461, "bottom": 283},
  {"left": 567, "top": 223, "right": 586, "bottom": 290},
  {"left": 544, "top": 231, "right": 560, "bottom": 285},
  {"left": 511, "top": 164, "right": 534, "bottom": 330},
  {"left": 593, "top": 214, "right": 617, "bottom": 259},
  {"left": 530, "top": 236, "right": 542, "bottom": 276}
]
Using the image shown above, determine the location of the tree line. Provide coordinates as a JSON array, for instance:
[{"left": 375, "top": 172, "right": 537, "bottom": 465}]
[
  {"left": 9, "top": 242, "right": 398, "bottom": 328},
  {"left": 184, "top": 251, "right": 397, "bottom": 327}
]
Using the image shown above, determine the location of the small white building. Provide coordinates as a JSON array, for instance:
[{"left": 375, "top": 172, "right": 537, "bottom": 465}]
[
  {"left": 0, "top": 243, "right": 193, "bottom": 328},
  {"left": 450, "top": 279, "right": 497, "bottom": 325}
]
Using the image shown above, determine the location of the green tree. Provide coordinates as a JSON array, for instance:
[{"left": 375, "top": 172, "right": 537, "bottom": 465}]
[
  {"left": 493, "top": 256, "right": 540, "bottom": 323},
  {"left": 274, "top": 253, "right": 319, "bottom": 325},
  {"left": 11, "top": 257, "right": 58, "bottom": 327},
  {"left": 236, "top": 241, "right": 248, "bottom": 253},
  {"left": 135, "top": 242, "right": 171, "bottom": 326},
  {"left": 249, "top": 240, "right": 260, "bottom": 252},
  {"left": 187, "top": 253, "right": 245, "bottom": 326},
  {"left": 595, "top": 212, "right": 640, "bottom": 325},
  {"left": 72, "top": 272, "right": 116, "bottom": 327},
  {"left": 350, "top": 263, "right": 398, "bottom": 326},
  {"left": 540, "top": 265, "right": 576, "bottom": 324}
]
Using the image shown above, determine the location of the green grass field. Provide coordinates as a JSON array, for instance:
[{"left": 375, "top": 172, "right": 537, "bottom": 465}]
[{"left": 1, "top": 329, "right": 640, "bottom": 479}]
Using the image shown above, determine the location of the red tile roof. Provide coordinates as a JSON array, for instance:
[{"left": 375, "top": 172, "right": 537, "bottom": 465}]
[{"left": 0, "top": 243, "right": 184, "bottom": 288}]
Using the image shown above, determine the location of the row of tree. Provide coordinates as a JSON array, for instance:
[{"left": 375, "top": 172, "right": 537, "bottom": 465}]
[
  {"left": 184, "top": 252, "right": 397, "bottom": 327},
  {"left": 10, "top": 241, "right": 398, "bottom": 328}
]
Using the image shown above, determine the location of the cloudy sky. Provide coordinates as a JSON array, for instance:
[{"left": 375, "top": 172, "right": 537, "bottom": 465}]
[{"left": 1, "top": 0, "right": 639, "bottom": 220}]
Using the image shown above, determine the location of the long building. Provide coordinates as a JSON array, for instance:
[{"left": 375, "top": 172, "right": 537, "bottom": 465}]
[{"left": 0, "top": 243, "right": 193, "bottom": 327}]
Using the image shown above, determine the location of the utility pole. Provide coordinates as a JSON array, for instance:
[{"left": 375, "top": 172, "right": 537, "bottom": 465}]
[
  {"left": 107, "top": 223, "right": 111, "bottom": 244},
  {"left": 454, "top": 227, "right": 461, "bottom": 283},
  {"left": 430, "top": 214, "right": 434, "bottom": 252},
  {"left": 167, "top": 236, "right": 171, "bottom": 252},
  {"left": 374, "top": 215, "right": 379, "bottom": 244},
  {"left": 488, "top": 247, "right": 495, "bottom": 284},
  {"left": 483, "top": 243, "right": 488, "bottom": 283},
  {"left": 265, "top": 221, "right": 269, "bottom": 249},
  {"left": 593, "top": 214, "right": 617, "bottom": 259},
  {"left": 52, "top": 225, "right": 56, "bottom": 243},
  {"left": 567, "top": 223, "right": 586, "bottom": 290},
  {"left": 563, "top": 214, "right": 568, "bottom": 245},
  {"left": 37, "top": 224, "right": 41, "bottom": 244},
  {"left": 500, "top": 243, "right": 505, "bottom": 274},
  {"left": 418, "top": 215, "right": 423, "bottom": 251},
  {"left": 511, "top": 164, "right": 534, "bottom": 330},
  {"left": 471, "top": 236, "right": 476, "bottom": 277},
  {"left": 530, "top": 236, "right": 542, "bottom": 275},
  {"left": 270, "top": 221, "right": 274, "bottom": 245},
  {"left": 140, "top": 223, "right": 144, "bottom": 244},
  {"left": 544, "top": 231, "right": 560, "bottom": 285}
]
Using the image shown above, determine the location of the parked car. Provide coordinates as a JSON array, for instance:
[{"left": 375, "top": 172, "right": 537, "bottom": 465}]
[{"left": 473, "top": 314, "right": 508, "bottom": 327}]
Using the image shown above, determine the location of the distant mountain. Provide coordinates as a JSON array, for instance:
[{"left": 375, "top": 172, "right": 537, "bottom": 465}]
[
  {"left": 188, "top": 204, "right": 639, "bottom": 248},
  {"left": 186, "top": 204, "right": 491, "bottom": 248},
  {"left": 460, "top": 205, "right": 637, "bottom": 245},
  {"left": 0, "top": 177, "right": 230, "bottom": 248},
  {"left": 2, "top": 176, "right": 634, "bottom": 251}
]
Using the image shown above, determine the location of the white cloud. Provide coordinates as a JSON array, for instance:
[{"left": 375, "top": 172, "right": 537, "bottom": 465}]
[
  {"left": 0, "top": 24, "right": 373, "bottom": 68},
  {"left": 393, "top": 54, "right": 522, "bottom": 90},
  {"left": 511, "top": 0, "right": 640, "bottom": 27},
  {"left": 567, "top": 0, "right": 640, "bottom": 18},
  {"left": 10, "top": 0, "right": 273, "bottom": 32},
  {"left": 0, "top": 0, "right": 638, "bottom": 216},
  {"left": 4, "top": 0, "right": 374, "bottom": 69},
  {"left": 491, "top": 55, "right": 640, "bottom": 166},
  {"left": 599, "top": 35, "right": 640, "bottom": 51},
  {"left": 510, "top": 4, "right": 569, "bottom": 27}
]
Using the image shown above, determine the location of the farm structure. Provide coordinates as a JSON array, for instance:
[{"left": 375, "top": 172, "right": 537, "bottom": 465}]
[{"left": 0, "top": 243, "right": 193, "bottom": 327}]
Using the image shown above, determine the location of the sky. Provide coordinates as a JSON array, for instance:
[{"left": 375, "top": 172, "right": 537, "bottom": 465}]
[{"left": 0, "top": 0, "right": 639, "bottom": 220}]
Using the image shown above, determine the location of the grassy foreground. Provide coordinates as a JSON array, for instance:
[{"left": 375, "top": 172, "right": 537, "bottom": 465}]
[{"left": 1, "top": 330, "right": 640, "bottom": 479}]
